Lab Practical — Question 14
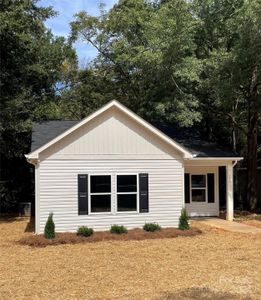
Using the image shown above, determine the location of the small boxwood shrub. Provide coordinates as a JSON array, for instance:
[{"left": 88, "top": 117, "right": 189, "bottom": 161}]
[
  {"left": 44, "top": 213, "right": 55, "bottom": 239},
  {"left": 143, "top": 223, "right": 161, "bottom": 232},
  {"left": 77, "top": 226, "right": 94, "bottom": 237},
  {"left": 110, "top": 224, "right": 128, "bottom": 234},
  {"left": 179, "top": 208, "right": 190, "bottom": 230}
]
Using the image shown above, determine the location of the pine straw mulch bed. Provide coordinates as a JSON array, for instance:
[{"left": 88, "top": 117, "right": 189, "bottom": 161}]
[{"left": 18, "top": 227, "right": 202, "bottom": 247}]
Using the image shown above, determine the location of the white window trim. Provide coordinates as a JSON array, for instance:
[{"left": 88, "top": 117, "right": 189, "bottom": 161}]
[
  {"left": 190, "top": 174, "right": 208, "bottom": 203},
  {"left": 116, "top": 173, "right": 139, "bottom": 213},
  {"left": 88, "top": 174, "right": 112, "bottom": 214}
]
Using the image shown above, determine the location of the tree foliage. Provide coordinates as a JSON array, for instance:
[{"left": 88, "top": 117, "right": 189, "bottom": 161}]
[
  {"left": 0, "top": 0, "right": 76, "bottom": 210},
  {"left": 193, "top": 0, "right": 261, "bottom": 208},
  {"left": 179, "top": 208, "right": 190, "bottom": 230},
  {"left": 0, "top": 0, "right": 76, "bottom": 139},
  {"left": 69, "top": 0, "right": 202, "bottom": 126},
  {"left": 44, "top": 213, "right": 55, "bottom": 239}
]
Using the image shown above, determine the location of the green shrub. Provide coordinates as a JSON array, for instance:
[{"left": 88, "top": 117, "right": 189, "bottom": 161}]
[
  {"left": 143, "top": 223, "right": 161, "bottom": 232},
  {"left": 179, "top": 208, "right": 190, "bottom": 230},
  {"left": 110, "top": 224, "right": 128, "bottom": 234},
  {"left": 44, "top": 213, "right": 55, "bottom": 239},
  {"left": 77, "top": 226, "right": 94, "bottom": 237}
]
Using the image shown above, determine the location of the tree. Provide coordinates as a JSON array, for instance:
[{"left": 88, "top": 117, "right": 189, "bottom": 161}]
[
  {"left": 69, "top": 0, "right": 202, "bottom": 126},
  {"left": 0, "top": 0, "right": 77, "bottom": 210},
  {"left": 44, "top": 213, "right": 55, "bottom": 239},
  {"left": 235, "top": 0, "right": 261, "bottom": 209},
  {"left": 191, "top": 0, "right": 260, "bottom": 210},
  {"left": 179, "top": 208, "right": 190, "bottom": 230},
  {"left": 58, "top": 68, "right": 114, "bottom": 120}
]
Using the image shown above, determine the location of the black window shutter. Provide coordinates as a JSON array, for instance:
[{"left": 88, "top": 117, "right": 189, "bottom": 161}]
[
  {"left": 185, "top": 173, "right": 190, "bottom": 203},
  {"left": 139, "top": 173, "right": 149, "bottom": 213},
  {"left": 78, "top": 174, "right": 88, "bottom": 215},
  {"left": 207, "top": 173, "right": 215, "bottom": 203}
]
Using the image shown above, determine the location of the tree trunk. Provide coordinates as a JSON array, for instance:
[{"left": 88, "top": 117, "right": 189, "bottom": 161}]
[
  {"left": 247, "top": 111, "right": 258, "bottom": 211},
  {"left": 232, "top": 123, "right": 237, "bottom": 153}
]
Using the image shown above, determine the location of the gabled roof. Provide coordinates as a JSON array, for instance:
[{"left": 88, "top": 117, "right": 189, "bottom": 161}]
[
  {"left": 30, "top": 120, "right": 241, "bottom": 159},
  {"left": 26, "top": 100, "right": 193, "bottom": 160}
]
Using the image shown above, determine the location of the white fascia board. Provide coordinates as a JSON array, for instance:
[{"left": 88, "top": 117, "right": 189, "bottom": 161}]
[
  {"left": 185, "top": 157, "right": 244, "bottom": 161},
  {"left": 26, "top": 100, "right": 193, "bottom": 159}
]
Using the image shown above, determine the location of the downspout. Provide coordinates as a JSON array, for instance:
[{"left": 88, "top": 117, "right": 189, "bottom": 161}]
[{"left": 24, "top": 155, "right": 39, "bottom": 234}]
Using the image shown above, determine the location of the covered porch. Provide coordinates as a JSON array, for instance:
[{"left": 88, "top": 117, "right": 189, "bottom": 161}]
[{"left": 184, "top": 158, "right": 243, "bottom": 221}]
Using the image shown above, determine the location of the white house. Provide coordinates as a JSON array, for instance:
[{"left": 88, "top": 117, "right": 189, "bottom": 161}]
[{"left": 25, "top": 100, "right": 243, "bottom": 234}]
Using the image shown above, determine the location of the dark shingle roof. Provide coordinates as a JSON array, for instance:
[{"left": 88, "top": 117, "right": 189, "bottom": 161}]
[
  {"left": 153, "top": 123, "right": 238, "bottom": 158},
  {"left": 31, "top": 120, "right": 79, "bottom": 152},
  {"left": 31, "top": 120, "right": 238, "bottom": 157}
]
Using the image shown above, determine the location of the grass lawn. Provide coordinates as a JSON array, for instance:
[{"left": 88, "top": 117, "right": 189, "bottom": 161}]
[{"left": 0, "top": 218, "right": 260, "bottom": 300}]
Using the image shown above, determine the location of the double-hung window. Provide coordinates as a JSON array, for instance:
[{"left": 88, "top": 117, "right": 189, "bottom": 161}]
[
  {"left": 90, "top": 175, "right": 111, "bottom": 213},
  {"left": 117, "top": 175, "right": 138, "bottom": 212},
  {"left": 191, "top": 174, "right": 206, "bottom": 202},
  {"left": 78, "top": 173, "right": 149, "bottom": 215}
]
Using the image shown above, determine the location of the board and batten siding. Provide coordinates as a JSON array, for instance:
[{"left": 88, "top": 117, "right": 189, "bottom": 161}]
[
  {"left": 37, "top": 159, "right": 184, "bottom": 233},
  {"left": 40, "top": 107, "right": 181, "bottom": 160}
]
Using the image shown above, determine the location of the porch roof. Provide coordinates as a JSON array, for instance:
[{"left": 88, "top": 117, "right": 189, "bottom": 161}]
[{"left": 153, "top": 123, "right": 240, "bottom": 158}]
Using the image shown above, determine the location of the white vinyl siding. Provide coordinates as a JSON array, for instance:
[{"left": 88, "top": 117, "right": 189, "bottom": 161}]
[{"left": 37, "top": 159, "right": 183, "bottom": 233}]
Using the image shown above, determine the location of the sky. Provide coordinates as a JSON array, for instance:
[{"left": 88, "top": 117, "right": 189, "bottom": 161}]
[{"left": 39, "top": 0, "right": 118, "bottom": 67}]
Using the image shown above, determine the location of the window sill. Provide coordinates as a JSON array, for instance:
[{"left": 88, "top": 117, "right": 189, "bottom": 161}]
[
  {"left": 186, "top": 202, "right": 216, "bottom": 205},
  {"left": 89, "top": 212, "right": 113, "bottom": 215},
  {"left": 115, "top": 211, "right": 140, "bottom": 215}
]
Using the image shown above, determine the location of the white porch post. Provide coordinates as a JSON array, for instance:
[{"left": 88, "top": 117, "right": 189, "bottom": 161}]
[
  {"left": 34, "top": 162, "right": 39, "bottom": 234},
  {"left": 226, "top": 162, "right": 234, "bottom": 221}
]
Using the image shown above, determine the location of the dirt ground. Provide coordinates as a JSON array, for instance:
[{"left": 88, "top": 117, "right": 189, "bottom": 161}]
[
  {"left": 0, "top": 218, "right": 260, "bottom": 300},
  {"left": 239, "top": 220, "right": 261, "bottom": 229},
  {"left": 233, "top": 212, "right": 261, "bottom": 229},
  {"left": 220, "top": 210, "right": 261, "bottom": 229}
]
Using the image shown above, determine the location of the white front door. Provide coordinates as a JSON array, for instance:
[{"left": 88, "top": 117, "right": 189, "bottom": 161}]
[{"left": 185, "top": 167, "right": 219, "bottom": 217}]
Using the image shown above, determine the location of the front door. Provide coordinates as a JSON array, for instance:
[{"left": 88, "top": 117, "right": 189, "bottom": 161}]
[{"left": 184, "top": 167, "right": 219, "bottom": 217}]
